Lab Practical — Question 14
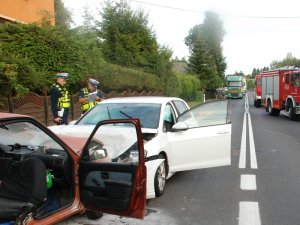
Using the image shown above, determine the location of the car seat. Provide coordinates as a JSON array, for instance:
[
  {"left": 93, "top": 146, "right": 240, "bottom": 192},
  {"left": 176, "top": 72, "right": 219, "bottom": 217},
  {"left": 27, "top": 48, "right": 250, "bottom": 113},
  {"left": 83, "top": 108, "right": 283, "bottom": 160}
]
[{"left": 0, "top": 158, "right": 47, "bottom": 222}]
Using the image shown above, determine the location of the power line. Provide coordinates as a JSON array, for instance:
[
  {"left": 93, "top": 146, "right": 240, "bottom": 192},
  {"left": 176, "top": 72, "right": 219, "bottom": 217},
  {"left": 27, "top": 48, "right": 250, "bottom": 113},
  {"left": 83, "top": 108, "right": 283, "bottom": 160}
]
[{"left": 129, "top": 0, "right": 300, "bottom": 19}]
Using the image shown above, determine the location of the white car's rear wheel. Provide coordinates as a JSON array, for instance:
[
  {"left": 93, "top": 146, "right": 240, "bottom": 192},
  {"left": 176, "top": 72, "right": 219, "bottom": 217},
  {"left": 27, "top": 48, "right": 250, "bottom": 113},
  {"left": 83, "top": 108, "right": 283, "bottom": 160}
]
[{"left": 154, "top": 155, "right": 167, "bottom": 197}]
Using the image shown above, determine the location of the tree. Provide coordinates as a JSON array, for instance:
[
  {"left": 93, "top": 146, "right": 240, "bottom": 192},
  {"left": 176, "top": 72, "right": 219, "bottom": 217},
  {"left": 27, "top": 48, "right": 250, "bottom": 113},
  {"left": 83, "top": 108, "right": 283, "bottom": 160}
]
[
  {"left": 270, "top": 52, "right": 299, "bottom": 69},
  {"left": 234, "top": 71, "right": 245, "bottom": 76},
  {"left": 185, "top": 11, "right": 226, "bottom": 91},
  {"left": 96, "top": 0, "right": 161, "bottom": 73},
  {"left": 187, "top": 33, "right": 221, "bottom": 90},
  {"left": 201, "top": 11, "right": 226, "bottom": 78},
  {"left": 54, "top": 0, "right": 73, "bottom": 28},
  {"left": 82, "top": 4, "right": 95, "bottom": 33}
]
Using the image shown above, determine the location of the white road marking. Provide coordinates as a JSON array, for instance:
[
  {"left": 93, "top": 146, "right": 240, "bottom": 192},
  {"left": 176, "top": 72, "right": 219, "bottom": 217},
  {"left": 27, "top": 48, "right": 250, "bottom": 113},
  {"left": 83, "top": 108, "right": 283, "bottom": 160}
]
[
  {"left": 239, "top": 93, "right": 258, "bottom": 169},
  {"left": 245, "top": 94, "right": 249, "bottom": 112},
  {"left": 239, "top": 113, "right": 247, "bottom": 169},
  {"left": 240, "top": 174, "right": 257, "bottom": 190},
  {"left": 247, "top": 113, "right": 258, "bottom": 169},
  {"left": 239, "top": 202, "right": 261, "bottom": 225}
]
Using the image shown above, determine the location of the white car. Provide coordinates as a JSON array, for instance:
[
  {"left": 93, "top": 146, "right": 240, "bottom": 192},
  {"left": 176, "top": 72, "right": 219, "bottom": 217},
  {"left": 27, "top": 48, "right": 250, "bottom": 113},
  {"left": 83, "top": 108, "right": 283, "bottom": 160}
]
[{"left": 49, "top": 97, "right": 231, "bottom": 199}]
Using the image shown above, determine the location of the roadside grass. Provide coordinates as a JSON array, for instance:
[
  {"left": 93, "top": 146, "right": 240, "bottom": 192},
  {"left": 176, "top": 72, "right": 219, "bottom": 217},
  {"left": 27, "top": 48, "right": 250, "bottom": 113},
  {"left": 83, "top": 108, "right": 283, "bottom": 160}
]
[{"left": 188, "top": 101, "right": 202, "bottom": 108}]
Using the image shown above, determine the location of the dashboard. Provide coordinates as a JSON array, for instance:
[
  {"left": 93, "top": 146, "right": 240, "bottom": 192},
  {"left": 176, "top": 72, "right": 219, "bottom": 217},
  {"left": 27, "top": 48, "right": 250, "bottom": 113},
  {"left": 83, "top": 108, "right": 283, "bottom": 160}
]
[{"left": 0, "top": 143, "right": 69, "bottom": 171}]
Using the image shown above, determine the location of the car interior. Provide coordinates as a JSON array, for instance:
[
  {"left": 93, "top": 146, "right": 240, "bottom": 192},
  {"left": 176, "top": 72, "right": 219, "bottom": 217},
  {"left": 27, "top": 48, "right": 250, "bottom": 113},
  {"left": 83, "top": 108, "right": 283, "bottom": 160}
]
[{"left": 0, "top": 121, "right": 74, "bottom": 223}]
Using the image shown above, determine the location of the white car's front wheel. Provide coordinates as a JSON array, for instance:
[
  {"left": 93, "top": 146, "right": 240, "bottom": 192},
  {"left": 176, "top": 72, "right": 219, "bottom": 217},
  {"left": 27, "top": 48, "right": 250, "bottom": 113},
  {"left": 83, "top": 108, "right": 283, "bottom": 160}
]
[{"left": 154, "top": 155, "right": 167, "bottom": 196}]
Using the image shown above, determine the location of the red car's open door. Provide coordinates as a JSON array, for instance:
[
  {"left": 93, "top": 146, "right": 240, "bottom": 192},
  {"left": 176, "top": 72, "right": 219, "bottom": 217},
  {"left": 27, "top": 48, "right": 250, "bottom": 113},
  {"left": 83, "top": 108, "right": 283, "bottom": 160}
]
[{"left": 79, "top": 119, "right": 147, "bottom": 219}]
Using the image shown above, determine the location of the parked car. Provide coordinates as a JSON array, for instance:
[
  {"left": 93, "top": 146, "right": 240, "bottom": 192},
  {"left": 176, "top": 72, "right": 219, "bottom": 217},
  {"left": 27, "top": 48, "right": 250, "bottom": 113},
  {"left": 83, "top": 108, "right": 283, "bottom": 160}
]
[
  {"left": 0, "top": 113, "right": 147, "bottom": 224},
  {"left": 50, "top": 97, "right": 232, "bottom": 199}
]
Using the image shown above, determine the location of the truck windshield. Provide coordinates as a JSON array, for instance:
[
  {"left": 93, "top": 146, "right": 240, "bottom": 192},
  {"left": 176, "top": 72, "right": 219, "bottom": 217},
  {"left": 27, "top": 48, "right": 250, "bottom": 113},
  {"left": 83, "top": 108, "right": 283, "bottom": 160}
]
[
  {"left": 228, "top": 81, "right": 242, "bottom": 87},
  {"left": 291, "top": 73, "right": 300, "bottom": 87}
]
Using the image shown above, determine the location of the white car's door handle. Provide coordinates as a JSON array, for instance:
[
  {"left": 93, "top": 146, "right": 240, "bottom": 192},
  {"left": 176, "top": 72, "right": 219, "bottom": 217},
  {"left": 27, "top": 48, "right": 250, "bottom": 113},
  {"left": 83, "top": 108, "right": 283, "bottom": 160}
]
[{"left": 217, "top": 130, "right": 229, "bottom": 134}]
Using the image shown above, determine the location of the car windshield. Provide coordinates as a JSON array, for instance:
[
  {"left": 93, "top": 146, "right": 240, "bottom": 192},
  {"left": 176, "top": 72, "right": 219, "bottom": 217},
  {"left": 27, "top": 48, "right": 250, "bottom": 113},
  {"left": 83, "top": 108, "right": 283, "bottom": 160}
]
[
  {"left": 0, "top": 121, "right": 63, "bottom": 151},
  {"left": 77, "top": 103, "right": 162, "bottom": 129}
]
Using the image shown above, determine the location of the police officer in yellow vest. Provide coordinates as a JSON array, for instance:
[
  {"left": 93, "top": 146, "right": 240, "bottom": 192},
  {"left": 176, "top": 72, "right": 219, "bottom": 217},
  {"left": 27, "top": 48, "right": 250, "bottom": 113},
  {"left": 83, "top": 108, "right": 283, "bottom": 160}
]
[
  {"left": 50, "top": 73, "right": 70, "bottom": 125},
  {"left": 79, "top": 78, "right": 105, "bottom": 114}
]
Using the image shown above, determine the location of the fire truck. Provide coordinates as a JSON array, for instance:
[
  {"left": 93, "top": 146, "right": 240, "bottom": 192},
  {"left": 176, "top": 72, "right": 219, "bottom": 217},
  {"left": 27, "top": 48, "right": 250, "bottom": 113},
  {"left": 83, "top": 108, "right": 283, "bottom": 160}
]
[
  {"left": 260, "top": 66, "right": 300, "bottom": 120},
  {"left": 254, "top": 75, "right": 262, "bottom": 108}
]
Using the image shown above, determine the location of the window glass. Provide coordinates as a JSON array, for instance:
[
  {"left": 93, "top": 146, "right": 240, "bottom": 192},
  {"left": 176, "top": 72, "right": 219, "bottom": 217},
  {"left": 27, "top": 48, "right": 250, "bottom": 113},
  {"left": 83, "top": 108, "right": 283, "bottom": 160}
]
[
  {"left": 228, "top": 81, "right": 242, "bottom": 87},
  {"left": 78, "top": 103, "right": 161, "bottom": 129},
  {"left": 178, "top": 100, "right": 229, "bottom": 128},
  {"left": 163, "top": 104, "right": 175, "bottom": 132},
  {"left": 256, "top": 78, "right": 261, "bottom": 85},
  {"left": 0, "top": 121, "right": 63, "bottom": 151},
  {"left": 285, "top": 74, "right": 290, "bottom": 84},
  {"left": 173, "top": 100, "right": 188, "bottom": 115},
  {"left": 86, "top": 123, "right": 139, "bottom": 163},
  {"left": 291, "top": 73, "right": 300, "bottom": 87}
]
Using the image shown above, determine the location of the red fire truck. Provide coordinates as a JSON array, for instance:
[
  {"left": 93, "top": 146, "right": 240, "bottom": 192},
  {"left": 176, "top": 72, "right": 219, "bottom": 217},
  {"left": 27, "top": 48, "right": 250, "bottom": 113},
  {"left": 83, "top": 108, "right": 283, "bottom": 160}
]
[
  {"left": 254, "top": 75, "right": 262, "bottom": 108},
  {"left": 260, "top": 67, "right": 300, "bottom": 120}
]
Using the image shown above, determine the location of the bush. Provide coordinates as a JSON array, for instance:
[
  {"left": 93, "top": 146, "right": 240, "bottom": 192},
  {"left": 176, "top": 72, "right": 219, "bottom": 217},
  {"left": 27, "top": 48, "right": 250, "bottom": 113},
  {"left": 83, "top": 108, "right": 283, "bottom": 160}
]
[{"left": 176, "top": 73, "right": 202, "bottom": 101}]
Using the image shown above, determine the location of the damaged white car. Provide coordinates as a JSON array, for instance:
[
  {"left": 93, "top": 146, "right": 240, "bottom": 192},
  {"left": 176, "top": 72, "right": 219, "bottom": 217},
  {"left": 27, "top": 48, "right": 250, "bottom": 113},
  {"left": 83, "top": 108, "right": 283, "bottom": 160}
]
[{"left": 49, "top": 97, "right": 231, "bottom": 199}]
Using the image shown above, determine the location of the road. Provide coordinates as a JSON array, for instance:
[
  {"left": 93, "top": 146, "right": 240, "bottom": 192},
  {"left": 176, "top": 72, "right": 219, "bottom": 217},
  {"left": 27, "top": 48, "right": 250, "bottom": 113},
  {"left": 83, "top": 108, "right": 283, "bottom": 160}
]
[{"left": 61, "top": 92, "right": 300, "bottom": 225}]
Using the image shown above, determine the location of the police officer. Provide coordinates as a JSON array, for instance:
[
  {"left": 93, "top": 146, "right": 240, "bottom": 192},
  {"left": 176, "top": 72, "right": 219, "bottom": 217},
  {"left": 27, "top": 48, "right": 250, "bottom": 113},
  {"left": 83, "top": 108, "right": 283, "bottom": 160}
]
[
  {"left": 50, "top": 73, "right": 70, "bottom": 125},
  {"left": 78, "top": 78, "right": 105, "bottom": 114}
]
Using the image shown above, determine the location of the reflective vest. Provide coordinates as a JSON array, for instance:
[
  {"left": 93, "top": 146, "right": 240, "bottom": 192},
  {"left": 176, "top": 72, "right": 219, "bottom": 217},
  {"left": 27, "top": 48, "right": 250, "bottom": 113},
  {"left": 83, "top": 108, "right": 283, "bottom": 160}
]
[
  {"left": 81, "top": 88, "right": 96, "bottom": 111},
  {"left": 52, "top": 83, "right": 70, "bottom": 109}
]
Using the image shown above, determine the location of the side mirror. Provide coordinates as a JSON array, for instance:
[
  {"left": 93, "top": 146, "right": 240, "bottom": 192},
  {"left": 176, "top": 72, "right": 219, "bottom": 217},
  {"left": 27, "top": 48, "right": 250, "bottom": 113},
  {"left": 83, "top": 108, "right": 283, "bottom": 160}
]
[
  {"left": 171, "top": 122, "right": 188, "bottom": 131},
  {"left": 90, "top": 149, "right": 107, "bottom": 160},
  {"left": 88, "top": 139, "right": 108, "bottom": 160}
]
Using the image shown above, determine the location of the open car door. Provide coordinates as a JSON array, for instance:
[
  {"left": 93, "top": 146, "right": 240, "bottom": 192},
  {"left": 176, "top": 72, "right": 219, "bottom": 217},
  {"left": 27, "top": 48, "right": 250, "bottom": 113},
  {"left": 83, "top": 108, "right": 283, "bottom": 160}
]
[
  {"left": 79, "top": 119, "right": 147, "bottom": 219},
  {"left": 167, "top": 100, "right": 231, "bottom": 172}
]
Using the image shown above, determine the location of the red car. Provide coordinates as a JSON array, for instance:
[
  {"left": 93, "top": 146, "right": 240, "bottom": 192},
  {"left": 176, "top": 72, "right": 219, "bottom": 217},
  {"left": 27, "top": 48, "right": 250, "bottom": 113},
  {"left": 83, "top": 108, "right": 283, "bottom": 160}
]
[{"left": 0, "top": 113, "right": 146, "bottom": 224}]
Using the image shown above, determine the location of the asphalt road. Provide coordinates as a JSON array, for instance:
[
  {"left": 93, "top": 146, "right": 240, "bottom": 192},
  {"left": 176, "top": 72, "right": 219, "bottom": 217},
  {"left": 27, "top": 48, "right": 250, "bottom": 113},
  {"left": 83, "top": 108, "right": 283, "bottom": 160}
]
[{"left": 60, "top": 92, "right": 300, "bottom": 225}]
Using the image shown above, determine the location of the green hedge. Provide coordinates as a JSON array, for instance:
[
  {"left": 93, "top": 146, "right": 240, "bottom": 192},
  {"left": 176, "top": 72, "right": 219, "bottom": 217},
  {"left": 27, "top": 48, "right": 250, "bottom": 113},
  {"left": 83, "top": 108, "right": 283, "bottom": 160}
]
[{"left": 176, "top": 73, "right": 202, "bottom": 101}]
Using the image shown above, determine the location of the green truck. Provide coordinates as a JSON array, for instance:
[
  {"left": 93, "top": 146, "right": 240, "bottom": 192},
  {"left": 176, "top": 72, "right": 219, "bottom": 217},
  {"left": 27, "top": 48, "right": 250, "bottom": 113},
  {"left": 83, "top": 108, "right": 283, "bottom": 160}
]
[{"left": 226, "top": 75, "right": 246, "bottom": 99}]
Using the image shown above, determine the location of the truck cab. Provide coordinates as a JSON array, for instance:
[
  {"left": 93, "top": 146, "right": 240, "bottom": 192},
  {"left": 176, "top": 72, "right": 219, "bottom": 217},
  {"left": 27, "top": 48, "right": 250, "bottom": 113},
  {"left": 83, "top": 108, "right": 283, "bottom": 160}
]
[
  {"left": 254, "top": 75, "right": 262, "bottom": 108},
  {"left": 226, "top": 75, "right": 244, "bottom": 99}
]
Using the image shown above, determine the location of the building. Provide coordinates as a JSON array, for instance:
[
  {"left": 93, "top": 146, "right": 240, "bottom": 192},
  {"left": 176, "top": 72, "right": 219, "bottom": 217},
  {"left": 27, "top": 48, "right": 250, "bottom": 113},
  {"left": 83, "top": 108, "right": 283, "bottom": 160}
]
[{"left": 0, "top": 0, "right": 55, "bottom": 25}]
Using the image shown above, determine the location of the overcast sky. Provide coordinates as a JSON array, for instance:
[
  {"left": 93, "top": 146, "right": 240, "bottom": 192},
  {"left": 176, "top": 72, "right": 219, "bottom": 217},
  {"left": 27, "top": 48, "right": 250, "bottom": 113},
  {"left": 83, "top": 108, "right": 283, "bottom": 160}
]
[{"left": 63, "top": 0, "right": 300, "bottom": 75}]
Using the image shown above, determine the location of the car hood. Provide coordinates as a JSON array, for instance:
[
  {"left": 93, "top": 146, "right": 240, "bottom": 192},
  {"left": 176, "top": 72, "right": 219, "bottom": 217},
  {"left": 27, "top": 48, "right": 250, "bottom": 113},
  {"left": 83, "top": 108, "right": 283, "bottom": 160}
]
[
  {"left": 49, "top": 125, "right": 95, "bottom": 138},
  {"left": 49, "top": 125, "right": 95, "bottom": 155}
]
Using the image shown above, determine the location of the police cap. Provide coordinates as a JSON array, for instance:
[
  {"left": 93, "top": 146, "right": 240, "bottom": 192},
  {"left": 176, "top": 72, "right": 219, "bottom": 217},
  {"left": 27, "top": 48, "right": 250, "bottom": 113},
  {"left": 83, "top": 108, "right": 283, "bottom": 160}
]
[
  {"left": 89, "top": 78, "right": 100, "bottom": 87},
  {"left": 56, "top": 73, "right": 69, "bottom": 80}
]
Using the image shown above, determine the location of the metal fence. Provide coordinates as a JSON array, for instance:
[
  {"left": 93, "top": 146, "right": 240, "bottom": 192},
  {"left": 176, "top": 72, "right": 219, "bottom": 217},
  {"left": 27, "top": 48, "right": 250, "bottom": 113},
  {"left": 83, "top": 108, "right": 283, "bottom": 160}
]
[{"left": 0, "top": 90, "right": 163, "bottom": 126}]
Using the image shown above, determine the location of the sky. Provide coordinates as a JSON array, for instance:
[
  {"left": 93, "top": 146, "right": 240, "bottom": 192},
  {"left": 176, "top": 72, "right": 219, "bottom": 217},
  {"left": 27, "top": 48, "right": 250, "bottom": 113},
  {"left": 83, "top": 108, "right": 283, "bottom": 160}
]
[{"left": 63, "top": 0, "right": 300, "bottom": 75}]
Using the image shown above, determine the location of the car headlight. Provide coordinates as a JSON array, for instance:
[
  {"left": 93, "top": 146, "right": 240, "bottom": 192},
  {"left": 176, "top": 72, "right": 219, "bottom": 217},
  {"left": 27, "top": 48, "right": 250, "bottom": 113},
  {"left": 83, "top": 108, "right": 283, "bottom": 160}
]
[{"left": 113, "top": 142, "right": 139, "bottom": 163}]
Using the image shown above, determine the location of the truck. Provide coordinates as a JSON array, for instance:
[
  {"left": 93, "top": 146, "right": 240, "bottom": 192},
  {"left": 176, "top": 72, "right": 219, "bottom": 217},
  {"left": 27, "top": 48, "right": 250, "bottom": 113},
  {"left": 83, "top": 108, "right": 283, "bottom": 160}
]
[
  {"left": 260, "top": 66, "right": 300, "bottom": 120},
  {"left": 254, "top": 75, "right": 262, "bottom": 108},
  {"left": 226, "top": 75, "right": 245, "bottom": 99}
]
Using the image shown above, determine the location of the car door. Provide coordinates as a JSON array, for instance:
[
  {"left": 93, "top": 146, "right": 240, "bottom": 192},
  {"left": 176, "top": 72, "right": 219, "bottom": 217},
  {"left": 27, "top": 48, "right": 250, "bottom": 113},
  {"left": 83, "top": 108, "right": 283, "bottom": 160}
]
[
  {"left": 167, "top": 100, "right": 231, "bottom": 173},
  {"left": 79, "top": 119, "right": 147, "bottom": 219}
]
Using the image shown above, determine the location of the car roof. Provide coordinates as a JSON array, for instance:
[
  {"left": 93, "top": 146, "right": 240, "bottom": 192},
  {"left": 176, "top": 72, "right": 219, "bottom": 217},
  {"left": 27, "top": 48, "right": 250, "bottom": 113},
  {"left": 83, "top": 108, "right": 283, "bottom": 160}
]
[
  {"left": 0, "top": 112, "right": 31, "bottom": 120},
  {"left": 101, "top": 96, "right": 185, "bottom": 104}
]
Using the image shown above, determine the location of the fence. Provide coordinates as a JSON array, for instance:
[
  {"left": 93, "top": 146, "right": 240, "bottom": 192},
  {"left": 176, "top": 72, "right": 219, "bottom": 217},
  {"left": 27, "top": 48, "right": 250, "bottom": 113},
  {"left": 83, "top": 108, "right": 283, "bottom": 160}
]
[{"left": 0, "top": 90, "right": 163, "bottom": 126}]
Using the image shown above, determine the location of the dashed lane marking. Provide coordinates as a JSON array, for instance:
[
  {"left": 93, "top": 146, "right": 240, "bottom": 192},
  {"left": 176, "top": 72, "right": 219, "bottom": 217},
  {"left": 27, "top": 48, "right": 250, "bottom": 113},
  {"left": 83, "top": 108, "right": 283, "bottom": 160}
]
[
  {"left": 239, "top": 202, "right": 261, "bottom": 225},
  {"left": 240, "top": 174, "right": 257, "bottom": 190}
]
